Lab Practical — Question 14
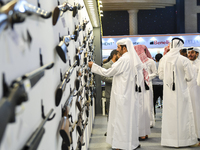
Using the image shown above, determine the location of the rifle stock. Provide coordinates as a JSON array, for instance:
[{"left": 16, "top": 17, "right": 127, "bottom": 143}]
[
  {"left": 61, "top": 121, "right": 76, "bottom": 150},
  {"left": 0, "top": 62, "right": 54, "bottom": 143},
  {"left": 56, "top": 35, "right": 75, "bottom": 63},
  {"left": 72, "top": 3, "right": 83, "bottom": 17},
  {"left": 52, "top": 2, "right": 73, "bottom": 25}
]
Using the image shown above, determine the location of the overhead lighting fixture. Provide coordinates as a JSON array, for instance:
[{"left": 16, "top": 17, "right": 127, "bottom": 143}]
[
  {"left": 99, "top": 1, "right": 102, "bottom": 4},
  {"left": 84, "top": 0, "right": 100, "bottom": 27},
  {"left": 150, "top": 37, "right": 157, "bottom": 41},
  {"left": 100, "top": 4, "right": 103, "bottom": 7},
  {"left": 137, "top": 37, "right": 144, "bottom": 42},
  {"left": 195, "top": 35, "right": 200, "bottom": 40},
  {"left": 100, "top": 14, "right": 103, "bottom": 17}
]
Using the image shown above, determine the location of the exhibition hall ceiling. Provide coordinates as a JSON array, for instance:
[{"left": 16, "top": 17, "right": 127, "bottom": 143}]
[{"left": 100, "top": 0, "right": 176, "bottom": 11}]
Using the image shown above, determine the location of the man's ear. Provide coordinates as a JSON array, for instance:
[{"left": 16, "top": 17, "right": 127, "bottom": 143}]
[{"left": 197, "top": 52, "right": 199, "bottom": 57}]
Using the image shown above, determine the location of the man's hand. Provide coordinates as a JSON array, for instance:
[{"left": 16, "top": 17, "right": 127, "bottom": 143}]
[{"left": 88, "top": 61, "right": 94, "bottom": 68}]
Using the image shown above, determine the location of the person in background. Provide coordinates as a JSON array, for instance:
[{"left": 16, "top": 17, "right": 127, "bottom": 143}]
[
  {"left": 158, "top": 38, "right": 198, "bottom": 148},
  {"left": 187, "top": 47, "right": 200, "bottom": 142},
  {"left": 152, "top": 53, "right": 163, "bottom": 115},
  {"left": 134, "top": 45, "right": 154, "bottom": 141},
  {"left": 143, "top": 46, "right": 157, "bottom": 128},
  {"left": 188, "top": 47, "right": 200, "bottom": 72},
  {"left": 101, "top": 49, "right": 120, "bottom": 136},
  {"left": 88, "top": 39, "right": 143, "bottom": 150},
  {"left": 163, "top": 43, "right": 170, "bottom": 55},
  {"left": 180, "top": 48, "right": 187, "bottom": 57}
]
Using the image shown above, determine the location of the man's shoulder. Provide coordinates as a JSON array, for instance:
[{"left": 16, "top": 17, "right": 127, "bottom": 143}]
[{"left": 102, "top": 60, "right": 113, "bottom": 69}]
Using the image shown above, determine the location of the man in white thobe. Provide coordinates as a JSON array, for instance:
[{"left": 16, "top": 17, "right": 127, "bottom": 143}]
[
  {"left": 158, "top": 38, "right": 198, "bottom": 147},
  {"left": 88, "top": 39, "right": 143, "bottom": 150},
  {"left": 187, "top": 47, "right": 200, "bottom": 141},
  {"left": 188, "top": 47, "right": 200, "bottom": 71},
  {"left": 134, "top": 45, "right": 156, "bottom": 140}
]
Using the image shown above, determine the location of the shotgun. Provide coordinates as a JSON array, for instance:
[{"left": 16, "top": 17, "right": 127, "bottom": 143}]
[
  {"left": 21, "top": 109, "right": 54, "bottom": 150},
  {"left": 55, "top": 61, "right": 77, "bottom": 106},
  {"left": 76, "top": 118, "right": 88, "bottom": 150},
  {"left": 0, "top": 62, "right": 54, "bottom": 143},
  {"left": 59, "top": 88, "right": 75, "bottom": 145}
]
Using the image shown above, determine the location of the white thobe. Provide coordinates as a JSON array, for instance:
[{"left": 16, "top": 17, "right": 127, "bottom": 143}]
[
  {"left": 138, "top": 78, "right": 151, "bottom": 137},
  {"left": 197, "top": 65, "right": 200, "bottom": 86},
  {"left": 158, "top": 55, "right": 197, "bottom": 147},
  {"left": 91, "top": 52, "right": 139, "bottom": 150},
  {"left": 187, "top": 62, "right": 200, "bottom": 139},
  {"left": 190, "top": 59, "right": 200, "bottom": 72},
  {"left": 146, "top": 58, "right": 157, "bottom": 127}
]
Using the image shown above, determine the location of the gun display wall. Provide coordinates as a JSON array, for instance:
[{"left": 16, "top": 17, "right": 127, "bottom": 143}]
[{"left": 0, "top": 0, "right": 96, "bottom": 149}]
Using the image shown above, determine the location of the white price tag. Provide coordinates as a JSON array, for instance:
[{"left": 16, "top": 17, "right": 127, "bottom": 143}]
[{"left": 61, "top": 17, "right": 67, "bottom": 28}]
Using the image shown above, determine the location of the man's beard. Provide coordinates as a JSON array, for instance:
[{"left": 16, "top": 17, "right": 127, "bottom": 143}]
[
  {"left": 189, "top": 55, "right": 197, "bottom": 60},
  {"left": 115, "top": 56, "right": 119, "bottom": 61}
]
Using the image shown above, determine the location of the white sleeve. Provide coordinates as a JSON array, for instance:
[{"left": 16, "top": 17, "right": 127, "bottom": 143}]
[
  {"left": 148, "top": 59, "right": 157, "bottom": 81},
  {"left": 158, "top": 58, "right": 164, "bottom": 80},
  {"left": 197, "top": 66, "right": 200, "bottom": 86},
  {"left": 183, "top": 59, "right": 194, "bottom": 82},
  {"left": 91, "top": 57, "right": 126, "bottom": 77}
]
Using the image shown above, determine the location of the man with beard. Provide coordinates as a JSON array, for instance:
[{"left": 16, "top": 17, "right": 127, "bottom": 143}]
[
  {"left": 88, "top": 39, "right": 143, "bottom": 150},
  {"left": 158, "top": 38, "right": 198, "bottom": 147},
  {"left": 187, "top": 47, "right": 200, "bottom": 142},
  {"left": 101, "top": 49, "right": 121, "bottom": 136},
  {"left": 188, "top": 47, "right": 200, "bottom": 72}
]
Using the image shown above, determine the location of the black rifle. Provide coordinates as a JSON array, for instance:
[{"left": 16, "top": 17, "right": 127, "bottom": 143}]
[
  {"left": 0, "top": 62, "right": 54, "bottom": 143},
  {"left": 52, "top": 2, "right": 73, "bottom": 26},
  {"left": 0, "top": 0, "right": 51, "bottom": 33},
  {"left": 21, "top": 109, "right": 54, "bottom": 150},
  {"left": 55, "top": 61, "right": 77, "bottom": 106},
  {"left": 56, "top": 34, "right": 76, "bottom": 63},
  {"left": 59, "top": 88, "right": 75, "bottom": 146},
  {"left": 76, "top": 118, "right": 88, "bottom": 150}
]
